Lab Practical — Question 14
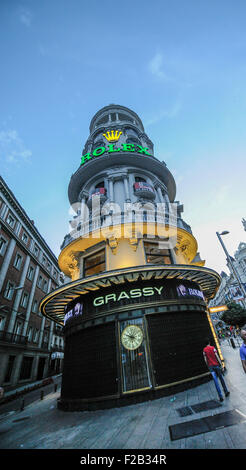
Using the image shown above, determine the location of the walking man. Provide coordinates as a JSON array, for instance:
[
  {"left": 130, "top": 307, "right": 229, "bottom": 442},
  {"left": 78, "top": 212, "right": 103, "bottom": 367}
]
[
  {"left": 240, "top": 324, "right": 246, "bottom": 373},
  {"left": 203, "top": 338, "right": 230, "bottom": 402}
]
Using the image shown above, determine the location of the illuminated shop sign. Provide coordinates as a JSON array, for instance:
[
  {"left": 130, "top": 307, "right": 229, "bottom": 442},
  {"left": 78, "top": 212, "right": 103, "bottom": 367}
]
[
  {"left": 63, "top": 279, "right": 206, "bottom": 327},
  {"left": 93, "top": 282, "right": 205, "bottom": 307},
  {"left": 176, "top": 284, "right": 205, "bottom": 300},
  {"left": 81, "top": 143, "right": 152, "bottom": 166},
  {"left": 64, "top": 302, "right": 83, "bottom": 325},
  {"left": 93, "top": 286, "right": 164, "bottom": 306}
]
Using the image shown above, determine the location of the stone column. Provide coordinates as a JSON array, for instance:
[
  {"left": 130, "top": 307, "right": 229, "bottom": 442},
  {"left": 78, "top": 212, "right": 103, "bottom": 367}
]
[
  {"left": 0, "top": 354, "right": 9, "bottom": 386},
  {"left": 157, "top": 186, "right": 165, "bottom": 203},
  {"left": 108, "top": 178, "right": 114, "bottom": 203},
  {"left": 11, "top": 354, "right": 23, "bottom": 387},
  {"left": 38, "top": 316, "right": 46, "bottom": 349},
  {"left": 22, "top": 265, "right": 40, "bottom": 337},
  {"left": 39, "top": 278, "right": 52, "bottom": 349},
  {"left": 123, "top": 175, "right": 130, "bottom": 201}
]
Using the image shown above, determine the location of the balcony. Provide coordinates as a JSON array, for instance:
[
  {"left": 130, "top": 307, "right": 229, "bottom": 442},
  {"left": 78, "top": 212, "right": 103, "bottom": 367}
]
[
  {"left": 0, "top": 331, "right": 28, "bottom": 345},
  {"left": 133, "top": 182, "right": 155, "bottom": 199},
  {"left": 60, "top": 210, "right": 192, "bottom": 250},
  {"left": 87, "top": 188, "right": 107, "bottom": 207}
]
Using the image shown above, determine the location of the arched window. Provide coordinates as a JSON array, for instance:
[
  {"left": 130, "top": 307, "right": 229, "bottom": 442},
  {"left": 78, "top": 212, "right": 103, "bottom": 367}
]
[
  {"left": 95, "top": 181, "right": 105, "bottom": 189},
  {"left": 135, "top": 176, "right": 147, "bottom": 183}
]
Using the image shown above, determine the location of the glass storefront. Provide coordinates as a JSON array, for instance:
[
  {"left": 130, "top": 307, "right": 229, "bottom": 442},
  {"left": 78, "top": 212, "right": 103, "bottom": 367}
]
[{"left": 119, "top": 318, "right": 152, "bottom": 393}]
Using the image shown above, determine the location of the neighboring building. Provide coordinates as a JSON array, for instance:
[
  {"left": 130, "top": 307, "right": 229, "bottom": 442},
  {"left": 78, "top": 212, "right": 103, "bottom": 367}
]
[
  {"left": 0, "top": 176, "right": 64, "bottom": 390},
  {"left": 41, "top": 104, "right": 221, "bottom": 411},
  {"left": 209, "top": 241, "right": 246, "bottom": 310}
]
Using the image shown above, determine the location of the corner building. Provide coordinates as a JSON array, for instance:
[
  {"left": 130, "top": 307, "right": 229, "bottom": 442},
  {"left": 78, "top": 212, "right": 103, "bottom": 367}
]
[{"left": 40, "top": 105, "right": 221, "bottom": 411}]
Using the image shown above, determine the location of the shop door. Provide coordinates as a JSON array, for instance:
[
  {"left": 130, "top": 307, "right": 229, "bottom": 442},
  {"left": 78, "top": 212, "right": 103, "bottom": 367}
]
[
  {"left": 37, "top": 357, "right": 46, "bottom": 380},
  {"left": 119, "top": 318, "right": 152, "bottom": 393}
]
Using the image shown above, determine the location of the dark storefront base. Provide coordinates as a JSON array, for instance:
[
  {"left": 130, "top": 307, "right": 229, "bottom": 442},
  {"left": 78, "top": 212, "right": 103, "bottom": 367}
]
[
  {"left": 58, "top": 278, "right": 218, "bottom": 412},
  {"left": 57, "top": 374, "right": 211, "bottom": 412}
]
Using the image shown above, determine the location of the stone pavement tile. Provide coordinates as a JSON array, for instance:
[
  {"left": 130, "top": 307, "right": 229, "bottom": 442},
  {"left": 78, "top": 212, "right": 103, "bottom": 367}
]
[
  {"left": 89, "top": 412, "right": 131, "bottom": 449},
  {"left": 226, "top": 421, "right": 246, "bottom": 448},
  {"left": 202, "top": 428, "right": 232, "bottom": 449},
  {"left": 141, "top": 413, "right": 170, "bottom": 449},
  {"left": 103, "top": 415, "right": 144, "bottom": 449}
]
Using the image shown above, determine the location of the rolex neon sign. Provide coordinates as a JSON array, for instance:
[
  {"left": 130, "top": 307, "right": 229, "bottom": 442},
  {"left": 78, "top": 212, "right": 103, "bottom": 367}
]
[{"left": 81, "top": 129, "right": 152, "bottom": 166}]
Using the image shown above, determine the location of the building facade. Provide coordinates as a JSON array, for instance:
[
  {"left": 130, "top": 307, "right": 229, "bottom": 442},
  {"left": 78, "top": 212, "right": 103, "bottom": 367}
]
[
  {"left": 209, "top": 240, "right": 246, "bottom": 309},
  {"left": 41, "top": 104, "right": 221, "bottom": 411},
  {"left": 0, "top": 176, "right": 64, "bottom": 390}
]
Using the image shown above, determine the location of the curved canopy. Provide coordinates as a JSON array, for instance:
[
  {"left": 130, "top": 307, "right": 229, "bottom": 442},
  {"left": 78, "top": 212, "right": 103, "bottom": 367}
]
[{"left": 40, "top": 264, "right": 221, "bottom": 325}]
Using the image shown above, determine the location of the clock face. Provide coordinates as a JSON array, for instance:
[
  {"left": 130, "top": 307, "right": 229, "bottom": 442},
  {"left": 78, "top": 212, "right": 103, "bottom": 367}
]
[{"left": 121, "top": 325, "right": 144, "bottom": 350}]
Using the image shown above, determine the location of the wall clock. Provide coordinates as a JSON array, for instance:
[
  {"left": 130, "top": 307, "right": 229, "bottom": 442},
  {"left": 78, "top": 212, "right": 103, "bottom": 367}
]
[{"left": 121, "top": 325, "right": 144, "bottom": 350}]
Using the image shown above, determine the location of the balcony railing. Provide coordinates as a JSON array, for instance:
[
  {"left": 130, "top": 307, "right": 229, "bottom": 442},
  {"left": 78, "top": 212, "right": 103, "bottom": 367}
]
[
  {"left": 0, "top": 331, "right": 28, "bottom": 345},
  {"left": 87, "top": 188, "right": 107, "bottom": 207},
  {"left": 61, "top": 212, "right": 192, "bottom": 250},
  {"left": 133, "top": 182, "right": 155, "bottom": 199}
]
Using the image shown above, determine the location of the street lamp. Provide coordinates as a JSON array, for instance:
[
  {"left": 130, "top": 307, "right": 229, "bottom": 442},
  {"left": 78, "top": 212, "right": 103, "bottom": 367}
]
[{"left": 216, "top": 231, "right": 246, "bottom": 307}]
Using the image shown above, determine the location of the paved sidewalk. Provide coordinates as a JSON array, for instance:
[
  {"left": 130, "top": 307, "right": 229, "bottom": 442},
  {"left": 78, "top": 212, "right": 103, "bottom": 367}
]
[{"left": 0, "top": 341, "right": 246, "bottom": 450}]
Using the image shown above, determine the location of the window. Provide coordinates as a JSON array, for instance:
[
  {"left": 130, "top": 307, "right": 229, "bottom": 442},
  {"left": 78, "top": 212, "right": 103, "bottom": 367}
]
[
  {"left": 34, "top": 245, "right": 39, "bottom": 257},
  {"left": 13, "top": 321, "right": 22, "bottom": 340},
  {"left": 84, "top": 249, "right": 105, "bottom": 277},
  {"left": 32, "top": 299, "right": 38, "bottom": 313},
  {"left": 42, "top": 256, "right": 46, "bottom": 266},
  {"left": 33, "top": 329, "right": 39, "bottom": 343},
  {"left": 95, "top": 181, "right": 105, "bottom": 189},
  {"left": 144, "top": 242, "right": 172, "bottom": 265},
  {"left": 43, "top": 332, "right": 48, "bottom": 343},
  {"left": 20, "top": 292, "right": 29, "bottom": 308},
  {"left": 27, "top": 265, "right": 34, "bottom": 281},
  {"left": 43, "top": 280, "right": 48, "bottom": 293},
  {"left": 37, "top": 275, "right": 43, "bottom": 288},
  {"left": 0, "top": 315, "right": 6, "bottom": 331},
  {"left": 22, "top": 232, "right": 28, "bottom": 244},
  {"left": 135, "top": 176, "right": 146, "bottom": 183},
  {"left": 0, "top": 236, "right": 8, "bottom": 256},
  {"left": 27, "top": 327, "right": 33, "bottom": 342},
  {"left": 4, "top": 355, "right": 16, "bottom": 383},
  {"left": 13, "top": 253, "right": 23, "bottom": 269},
  {"left": 4, "top": 281, "right": 15, "bottom": 300},
  {"left": 19, "top": 356, "right": 33, "bottom": 380},
  {"left": 6, "top": 213, "right": 15, "bottom": 228}
]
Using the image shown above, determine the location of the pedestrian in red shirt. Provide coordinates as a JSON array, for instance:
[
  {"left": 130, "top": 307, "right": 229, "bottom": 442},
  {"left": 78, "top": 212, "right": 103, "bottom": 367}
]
[{"left": 203, "top": 338, "right": 230, "bottom": 402}]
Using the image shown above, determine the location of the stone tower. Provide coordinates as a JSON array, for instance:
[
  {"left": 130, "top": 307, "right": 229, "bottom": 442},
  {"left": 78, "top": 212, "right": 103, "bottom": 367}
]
[{"left": 41, "top": 104, "right": 221, "bottom": 411}]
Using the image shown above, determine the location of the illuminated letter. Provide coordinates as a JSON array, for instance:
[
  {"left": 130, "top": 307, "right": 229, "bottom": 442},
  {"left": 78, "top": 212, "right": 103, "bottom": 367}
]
[
  {"left": 93, "top": 296, "right": 104, "bottom": 306},
  {"left": 92, "top": 146, "right": 105, "bottom": 157},
  {"left": 108, "top": 144, "right": 121, "bottom": 153},
  {"left": 154, "top": 286, "right": 164, "bottom": 295},
  {"left": 122, "top": 143, "right": 135, "bottom": 152},
  {"left": 142, "top": 287, "right": 155, "bottom": 296},
  {"left": 129, "top": 289, "right": 142, "bottom": 298},
  {"left": 136, "top": 145, "right": 151, "bottom": 155},
  {"left": 105, "top": 293, "right": 116, "bottom": 304},
  {"left": 81, "top": 153, "right": 91, "bottom": 165},
  {"left": 117, "top": 291, "right": 130, "bottom": 301}
]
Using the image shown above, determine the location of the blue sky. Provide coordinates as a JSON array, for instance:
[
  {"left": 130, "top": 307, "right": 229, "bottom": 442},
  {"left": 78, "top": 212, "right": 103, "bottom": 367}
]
[{"left": 0, "top": 0, "right": 245, "bottom": 275}]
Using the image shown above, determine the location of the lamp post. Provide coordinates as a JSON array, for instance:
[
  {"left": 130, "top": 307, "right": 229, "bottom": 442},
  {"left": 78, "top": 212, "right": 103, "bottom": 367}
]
[{"left": 216, "top": 231, "right": 246, "bottom": 307}]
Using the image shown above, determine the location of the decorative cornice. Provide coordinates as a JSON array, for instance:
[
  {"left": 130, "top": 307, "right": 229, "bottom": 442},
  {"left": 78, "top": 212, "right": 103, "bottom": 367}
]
[{"left": 0, "top": 177, "right": 59, "bottom": 266}]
